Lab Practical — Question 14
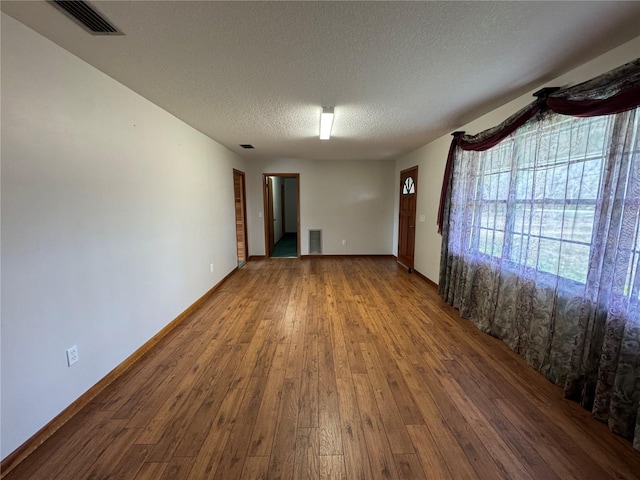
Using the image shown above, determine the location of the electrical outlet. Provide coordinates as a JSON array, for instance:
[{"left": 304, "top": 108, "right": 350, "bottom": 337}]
[
  {"left": 210, "top": 263, "right": 214, "bottom": 273},
  {"left": 342, "top": 239, "right": 347, "bottom": 246},
  {"left": 66, "top": 345, "right": 79, "bottom": 366}
]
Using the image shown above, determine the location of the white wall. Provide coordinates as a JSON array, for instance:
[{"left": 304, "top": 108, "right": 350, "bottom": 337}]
[
  {"left": 395, "top": 35, "right": 640, "bottom": 284},
  {"left": 0, "top": 14, "right": 246, "bottom": 459},
  {"left": 248, "top": 159, "right": 395, "bottom": 256},
  {"left": 284, "top": 177, "right": 298, "bottom": 233}
]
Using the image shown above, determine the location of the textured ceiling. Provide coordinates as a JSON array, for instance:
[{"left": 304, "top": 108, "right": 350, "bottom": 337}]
[{"left": 2, "top": 1, "right": 640, "bottom": 161}]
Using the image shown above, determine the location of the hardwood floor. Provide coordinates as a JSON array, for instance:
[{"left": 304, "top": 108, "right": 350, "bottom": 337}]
[{"left": 5, "top": 257, "right": 640, "bottom": 479}]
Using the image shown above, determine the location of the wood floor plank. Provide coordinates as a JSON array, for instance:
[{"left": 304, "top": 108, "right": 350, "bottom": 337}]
[
  {"left": 133, "top": 462, "right": 168, "bottom": 480},
  {"left": 108, "top": 444, "right": 152, "bottom": 480},
  {"left": 83, "top": 427, "right": 142, "bottom": 480},
  {"left": 157, "top": 457, "right": 194, "bottom": 480},
  {"left": 120, "top": 335, "right": 211, "bottom": 426},
  {"left": 233, "top": 319, "right": 273, "bottom": 389},
  {"left": 425, "top": 378, "right": 510, "bottom": 477},
  {"left": 440, "top": 359, "right": 559, "bottom": 480},
  {"left": 147, "top": 343, "right": 247, "bottom": 461},
  {"left": 351, "top": 373, "right": 400, "bottom": 480},
  {"left": 275, "top": 277, "right": 302, "bottom": 344},
  {"left": 248, "top": 366, "right": 286, "bottom": 456},
  {"left": 22, "top": 419, "right": 130, "bottom": 480},
  {"left": 241, "top": 456, "right": 270, "bottom": 480},
  {"left": 228, "top": 299, "right": 261, "bottom": 345},
  {"left": 406, "top": 424, "right": 453, "bottom": 480},
  {"left": 293, "top": 428, "right": 320, "bottom": 480},
  {"left": 407, "top": 379, "right": 483, "bottom": 478},
  {"left": 318, "top": 340, "right": 343, "bottom": 456},
  {"left": 320, "top": 455, "right": 346, "bottom": 480},
  {"left": 298, "top": 333, "right": 319, "bottom": 428},
  {"left": 95, "top": 328, "right": 194, "bottom": 412},
  {"left": 328, "top": 309, "right": 352, "bottom": 379},
  {"left": 6, "top": 258, "right": 640, "bottom": 480},
  {"left": 186, "top": 387, "right": 244, "bottom": 479},
  {"left": 212, "top": 376, "right": 268, "bottom": 480},
  {"left": 267, "top": 378, "right": 299, "bottom": 480},
  {"left": 368, "top": 333, "right": 427, "bottom": 425},
  {"left": 435, "top": 361, "right": 537, "bottom": 480},
  {"left": 284, "top": 306, "right": 306, "bottom": 380},
  {"left": 4, "top": 407, "right": 111, "bottom": 480},
  {"left": 335, "top": 376, "right": 374, "bottom": 480},
  {"left": 134, "top": 338, "right": 226, "bottom": 443},
  {"left": 497, "top": 398, "right": 611, "bottom": 480},
  {"left": 358, "top": 342, "right": 415, "bottom": 454},
  {"left": 393, "top": 453, "right": 426, "bottom": 480}
]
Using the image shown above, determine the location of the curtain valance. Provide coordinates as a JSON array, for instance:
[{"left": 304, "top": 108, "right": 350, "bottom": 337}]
[{"left": 437, "top": 57, "right": 640, "bottom": 234}]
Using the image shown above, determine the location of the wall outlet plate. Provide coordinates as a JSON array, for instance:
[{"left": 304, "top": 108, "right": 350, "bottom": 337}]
[{"left": 66, "top": 345, "right": 79, "bottom": 366}]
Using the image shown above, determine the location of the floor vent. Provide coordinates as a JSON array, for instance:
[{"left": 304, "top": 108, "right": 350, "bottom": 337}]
[
  {"left": 50, "top": 1, "right": 122, "bottom": 35},
  {"left": 309, "top": 230, "right": 322, "bottom": 255}
]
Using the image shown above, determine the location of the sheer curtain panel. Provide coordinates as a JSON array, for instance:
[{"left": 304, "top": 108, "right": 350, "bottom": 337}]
[{"left": 439, "top": 59, "right": 640, "bottom": 450}]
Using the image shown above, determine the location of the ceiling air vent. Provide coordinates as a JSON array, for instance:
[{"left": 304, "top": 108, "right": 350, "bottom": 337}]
[
  {"left": 239, "top": 144, "right": 255, "bottom": 149},
  {"left": 50, "top": 1, "right": 122, "bottom": 35}
]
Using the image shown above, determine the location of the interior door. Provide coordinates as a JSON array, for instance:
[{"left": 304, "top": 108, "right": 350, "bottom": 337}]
[
  {"left": 233, "top": 169, "right": 248, "bottom": 265},
  {"left": 398, "top": 166, "right": 418, "bottom": 271},
  {"left": 266, "top": 177, "right": 275, "bottom": 255}
]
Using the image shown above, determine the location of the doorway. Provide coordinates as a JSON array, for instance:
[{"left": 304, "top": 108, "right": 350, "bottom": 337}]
[
  {"left": 398, "top": 166, "right": 418, "bottom": 271},
  {"left": 233, "top": 169, "right": 248, "bottom": 267},
  {"left": 263, "top": 173, "right": 300, "bottom": 258}
]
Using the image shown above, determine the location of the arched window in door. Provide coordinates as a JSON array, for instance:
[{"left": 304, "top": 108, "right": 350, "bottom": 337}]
[{"left": 402, "top": 176, "right": 415, "bottom": 194}]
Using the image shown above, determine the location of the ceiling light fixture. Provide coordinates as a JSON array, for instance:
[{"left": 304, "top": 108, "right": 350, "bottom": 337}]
[{"left": 319, "top": 107, "right": 334, "bottom": 140}]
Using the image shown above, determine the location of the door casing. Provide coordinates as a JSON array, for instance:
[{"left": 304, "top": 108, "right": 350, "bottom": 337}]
[
  {"left": 233, "top": 169, "right": 248, "bottom": 265},
  {"left": 262, "top": 173, "right": 300, "bottom": 258}
]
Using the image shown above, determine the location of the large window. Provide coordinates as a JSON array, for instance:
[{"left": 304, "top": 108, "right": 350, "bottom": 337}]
[{"left": 459, "top": 111, "right": 639, "bottom": 297}]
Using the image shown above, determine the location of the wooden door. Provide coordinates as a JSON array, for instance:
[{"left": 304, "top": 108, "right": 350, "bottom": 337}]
[
  {"left": 398, "top": 166, "right": 418, "bottom": 271},
  {"left": 266, "top": 177, "right": 275, "bottom": 255},
  {"left": 233, "top": 169, "right": 248, "bottom": 265},
  {"left": 281, "top": 183, "right": 286, "bottom": 234}
]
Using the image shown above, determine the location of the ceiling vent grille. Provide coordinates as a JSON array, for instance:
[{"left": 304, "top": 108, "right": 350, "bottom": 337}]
[
  {"left": 309, "top": 230, "right": 322, "bottom": 255},
  {"left": 50, "top": 1, "right": 122, "bottom": 35}
]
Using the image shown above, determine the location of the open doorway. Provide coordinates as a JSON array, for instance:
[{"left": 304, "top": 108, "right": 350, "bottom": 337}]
[
  {"left": 263, "top": 173, "right": 300, "bottom": 258},
  {"left": 233, "top": 169, "right": 248, "bottom": 267}
]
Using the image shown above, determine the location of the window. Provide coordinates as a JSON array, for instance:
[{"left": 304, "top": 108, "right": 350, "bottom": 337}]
[
  {"left": 455, "top": 109, "right": 639, "bottom": 298},
  {"left": 402, "top": 176, "right": 415, "bottom": 194}
]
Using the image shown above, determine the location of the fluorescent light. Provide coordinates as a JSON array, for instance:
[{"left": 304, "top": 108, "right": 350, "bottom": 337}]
[{"left": 320, "top": 107, "right": 334, "bottom": 140}]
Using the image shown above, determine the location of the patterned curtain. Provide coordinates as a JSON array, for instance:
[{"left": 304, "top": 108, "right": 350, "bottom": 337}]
[{"left": 439, "top": 107, "right": 640, "bottom": 449}]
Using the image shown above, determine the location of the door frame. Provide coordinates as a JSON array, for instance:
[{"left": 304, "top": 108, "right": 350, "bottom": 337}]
[
  {"left": 233, "top": 169, "right": 248, "bottom": 265},
  {"left": 281, "top": 183, "right": 286, "bottom": 234},
  {"left": 262, "top": 173, "right": 300, "bottom": 258},
  {"left": 397, "top": 166, "right": 418, "bottom": 271}
]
